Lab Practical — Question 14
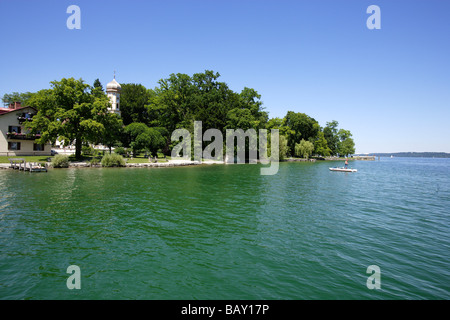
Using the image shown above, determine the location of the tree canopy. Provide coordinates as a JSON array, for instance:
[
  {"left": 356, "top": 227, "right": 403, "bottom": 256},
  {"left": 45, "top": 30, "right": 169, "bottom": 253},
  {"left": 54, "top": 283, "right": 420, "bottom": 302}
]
[
  {"left": 25, "top": 78, "right": 119, "bottom": 158},
  {"left": 16, "top": 71, "right": 356, "bottom": 160},
  {"left": 124, "top": 122, "right": 165, "bottom": 157},
  {"left": 295, "top": 139, "right": 315, "bottom": 159},
  {"left": 120, "top": 83, "right": 152, "bottom": 126},
  {"left": 2, "top": 92, "right": 35, "bottom": 106},
  {"left": 283, "top": 111, "right": 320, "bottom": 153}
]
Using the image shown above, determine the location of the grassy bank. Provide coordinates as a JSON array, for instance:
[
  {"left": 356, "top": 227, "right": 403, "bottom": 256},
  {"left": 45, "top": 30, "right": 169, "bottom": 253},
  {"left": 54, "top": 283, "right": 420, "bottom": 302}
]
[
  {"left": 0, "top": 156, "right": 53, "bottom": 164},
  {"left": 125, "top": 154, "right": 170, "bottom": 164}
]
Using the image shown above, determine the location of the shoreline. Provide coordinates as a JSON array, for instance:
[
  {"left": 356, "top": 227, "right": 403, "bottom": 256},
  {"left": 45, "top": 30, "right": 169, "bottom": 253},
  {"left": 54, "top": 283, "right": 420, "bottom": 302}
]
[{"left": 0, "top": 157, "right": 357, "bottom": 170}]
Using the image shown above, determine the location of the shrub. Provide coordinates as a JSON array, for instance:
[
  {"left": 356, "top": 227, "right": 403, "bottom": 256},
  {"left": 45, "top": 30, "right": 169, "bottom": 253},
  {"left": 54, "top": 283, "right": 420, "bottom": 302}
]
[
  {"left": 114, "top": 147, "right": 127, "bottom": 156},
  {"left": 52, "top": 154, "right": 69, "bottom": 168},
  {"left": 89, "top": 158, "right": 100, "bottom": 166},
  {"left": 101, "top": 153, "right": 126, "bottom": 167},
  {"left": 82, "top": 145, "right": 95, "bottom": 156}
]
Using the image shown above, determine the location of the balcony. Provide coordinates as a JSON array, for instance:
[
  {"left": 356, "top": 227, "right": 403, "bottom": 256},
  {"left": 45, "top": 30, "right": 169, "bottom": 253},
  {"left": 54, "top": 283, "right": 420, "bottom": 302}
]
[
  {"left": 6, "top": 132, "right": 41, "bottom": 140},
  {"left": 17, "top": 113, "right": 35, "bottom": 124}
]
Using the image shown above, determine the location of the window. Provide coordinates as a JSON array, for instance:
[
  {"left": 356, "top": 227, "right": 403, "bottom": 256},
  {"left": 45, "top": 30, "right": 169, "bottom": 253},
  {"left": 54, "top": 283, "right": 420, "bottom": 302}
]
[
  {"left": 33, "top": 144, "right": 45, "bottom": 151},
  {"left": 8, "top": 126, "right": 21, "bottom": 133},
  {"left": 8, "top": 142, "right": 21, "bottom": 150}
]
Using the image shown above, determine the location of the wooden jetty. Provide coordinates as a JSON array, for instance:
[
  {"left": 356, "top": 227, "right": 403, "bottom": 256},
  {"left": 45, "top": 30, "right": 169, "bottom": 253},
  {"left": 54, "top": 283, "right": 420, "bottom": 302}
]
[
  {"left": 9, "top": 158, "right": 48, "bottom": 172},
  {"left": 352, "top": 156, "right": 375, "bottom": 161}
]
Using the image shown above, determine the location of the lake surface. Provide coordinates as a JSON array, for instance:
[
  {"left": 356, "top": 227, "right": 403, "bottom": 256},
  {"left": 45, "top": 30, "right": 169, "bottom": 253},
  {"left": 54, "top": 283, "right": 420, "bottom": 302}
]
[{"left": 0, "top": 157, "right": 449, "bottom": 299}]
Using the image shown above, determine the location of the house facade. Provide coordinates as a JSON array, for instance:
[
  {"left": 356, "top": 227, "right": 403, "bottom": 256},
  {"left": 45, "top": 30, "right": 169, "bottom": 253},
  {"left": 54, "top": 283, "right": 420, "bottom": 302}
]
[{"left": 0, "top": 102, "right": 52, "bottom": 156}]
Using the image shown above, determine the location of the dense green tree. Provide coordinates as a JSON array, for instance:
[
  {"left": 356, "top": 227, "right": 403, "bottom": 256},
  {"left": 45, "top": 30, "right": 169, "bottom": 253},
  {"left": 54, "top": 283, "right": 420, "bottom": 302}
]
[
  {"left": 266, "top": 117, "right": 290, "bottom": 134},
  {"left": 91, "top": 79, "right": 105, "bottom": 99},
  {"left": 226, "top": 108, "right": 257, "bottom": 131},
  {"left": 295, "top": 139, "right": 315, "bottom": 159},
  {"left": 283, "top": 111, "right": 320, "bottom": 153},
  {"left": 266, "top": 117, "right": 283, "bottom": 130},
  {"left": 323, "top": 120, "right": 340, "bottom": 156},
  {"left": 100, "top": 112, "right": 123, "bottom": 153},
  {"left": 237, "top": 87, "right": 268, "bottom": 128},
  {"left": 314, "top": 131, "right": 331, "bottom": 157},
  {"left": 153, "top": 127, "right": 170, "bottom": 155},
  {"left": 337, "top": 129, "right": 355, "bottom": 156},
  {"left": 148, "top": 71, "right": 267, "bottom": 135},
  {"left": 265, "top": 117, "right": 295, "bottom": 156},
  {"left": 93, "top": 79, "right": 103, "bottom": 90},
  {"left": 123, "top": 122, "right": 148, "bottom": 145},
  {"left": 279, "top": 135, "right": 289, "bottom": 160},
  {"left": 124, "top": 122, "right": 165, "bottom": 157},
  {"left": 148, "top": 73, "right": 196, "bottom": 132},
  {"left": 2, "top": 92, "right": 35, "bottom": 106},
  {"left": 120, "top": 83, "right": 152, "bottom": 126},
  {"left": 25, "top": 78, "right": 110, "bottom": 159}
]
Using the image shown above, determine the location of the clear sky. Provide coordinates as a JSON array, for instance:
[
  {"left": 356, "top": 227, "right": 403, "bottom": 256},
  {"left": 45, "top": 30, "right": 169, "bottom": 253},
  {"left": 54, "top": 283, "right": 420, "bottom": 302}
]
[{"left": 1, "top": 0, "right": 449, "bottom": 153}]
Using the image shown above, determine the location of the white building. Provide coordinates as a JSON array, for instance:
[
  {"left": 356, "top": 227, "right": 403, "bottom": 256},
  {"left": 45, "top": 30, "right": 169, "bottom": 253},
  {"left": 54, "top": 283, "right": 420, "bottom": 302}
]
[{"left": 0, "top": 103, "right": 52, "bottom": 156}]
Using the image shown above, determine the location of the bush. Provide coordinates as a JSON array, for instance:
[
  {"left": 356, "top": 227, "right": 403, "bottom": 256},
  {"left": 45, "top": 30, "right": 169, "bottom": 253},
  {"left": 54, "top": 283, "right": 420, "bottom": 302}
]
[
  {"left": 114, "top": 147, "right": 127, "bottom": 156},
  {"left": 82, "top": 145, "right": 95, "bottom": 156},
  {"left": 52, "top": 154, "right": 69, "bottom": 168},
  {"left": 89, "top": 158, "right": 100, "bottom": 166},
  {"left": 101, "top": 153, "right": 126, "bottom": 167}
]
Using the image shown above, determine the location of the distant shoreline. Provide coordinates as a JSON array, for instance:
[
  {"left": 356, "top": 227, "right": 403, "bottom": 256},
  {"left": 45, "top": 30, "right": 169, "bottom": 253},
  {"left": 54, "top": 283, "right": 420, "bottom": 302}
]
[{"left": 356, "top": 152, "right": 450, "bottom": 158}]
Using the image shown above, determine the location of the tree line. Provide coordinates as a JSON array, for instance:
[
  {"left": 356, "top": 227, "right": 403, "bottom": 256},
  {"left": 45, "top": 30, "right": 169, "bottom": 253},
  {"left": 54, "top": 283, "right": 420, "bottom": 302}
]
[{"left": 2, "top": 70, "right": 355, "bottom": 159}]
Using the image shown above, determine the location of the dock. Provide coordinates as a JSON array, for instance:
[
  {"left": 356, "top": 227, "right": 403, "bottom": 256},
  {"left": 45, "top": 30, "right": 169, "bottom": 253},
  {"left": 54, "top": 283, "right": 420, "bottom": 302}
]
[
  {"left": 352, "top": 156, "right": 375, "bottom": 161},
  {"left": 9, "top": 158, "right": 48, "bottom": 172}
]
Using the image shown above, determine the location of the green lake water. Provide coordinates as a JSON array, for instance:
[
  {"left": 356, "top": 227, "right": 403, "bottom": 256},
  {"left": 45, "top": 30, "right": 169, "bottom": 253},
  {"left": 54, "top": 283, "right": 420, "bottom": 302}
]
[{"left": 0, "top": 158, "right": 449, "bottom": 299}]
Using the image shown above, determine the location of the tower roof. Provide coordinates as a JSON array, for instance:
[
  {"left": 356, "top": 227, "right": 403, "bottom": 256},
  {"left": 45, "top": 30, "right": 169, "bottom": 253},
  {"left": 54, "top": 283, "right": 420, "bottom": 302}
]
[{"left": 106, "top": 78, "right": 121, "bottom": 91}]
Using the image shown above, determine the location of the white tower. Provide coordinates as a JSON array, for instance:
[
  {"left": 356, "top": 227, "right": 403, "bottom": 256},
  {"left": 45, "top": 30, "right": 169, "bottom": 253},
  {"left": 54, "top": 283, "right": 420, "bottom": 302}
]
[{"left": 106, "top": 72, "right": 121, "bottom": 116}]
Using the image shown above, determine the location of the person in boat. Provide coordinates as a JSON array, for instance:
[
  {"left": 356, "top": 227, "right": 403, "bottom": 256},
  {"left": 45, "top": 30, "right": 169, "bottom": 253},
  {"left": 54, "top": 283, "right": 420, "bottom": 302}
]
[{"left": 344, "top": 158, "right": 349, "bottom": 169}]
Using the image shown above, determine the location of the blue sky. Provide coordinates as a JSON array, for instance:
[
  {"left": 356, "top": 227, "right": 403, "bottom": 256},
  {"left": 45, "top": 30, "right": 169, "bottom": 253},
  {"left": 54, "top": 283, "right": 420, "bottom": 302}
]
[{"left": 1, "top": 0, "right": 449, "bottom": 153}]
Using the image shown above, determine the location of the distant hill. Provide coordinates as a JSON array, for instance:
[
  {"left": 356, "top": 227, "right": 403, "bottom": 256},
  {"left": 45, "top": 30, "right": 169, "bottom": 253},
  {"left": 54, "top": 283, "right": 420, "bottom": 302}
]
[{"left": 357, "top": 152, "right": 450, "bottom": 158}]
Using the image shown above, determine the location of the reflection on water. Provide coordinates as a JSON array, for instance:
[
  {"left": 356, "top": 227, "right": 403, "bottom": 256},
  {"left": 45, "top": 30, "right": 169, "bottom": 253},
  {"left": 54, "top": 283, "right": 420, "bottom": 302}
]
[{"left": 0, "top": 158, "right": 449, "bottom": 299}]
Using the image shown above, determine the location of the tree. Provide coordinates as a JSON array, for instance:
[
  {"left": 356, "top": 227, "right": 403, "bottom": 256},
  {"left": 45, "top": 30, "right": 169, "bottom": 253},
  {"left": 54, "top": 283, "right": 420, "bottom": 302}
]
[
  {"left": 2, "top": 92, "right": 35, "bottom": 106},
  {"left": 147, "top": 73, "right": 195, "bottom": 133},
  {"left": 100, "top": 112, "right": 123, "bottom": 153},
  {"left": 323, "top": 120, "right": 340, "bottom": 156},
  {"left": 146, "top": 127, "right": 166, "bottom": 157},
  {"left": 283, "top": 111, "right": 320, "bottom": 153},
  {"left": 147, "top": 70, "right": 267, "bottom": 137},
  {"left": 295, "top": 139, "right": 314, "bottom": 159},
  {"left": 25, "top": 78, "right": 110, "bottom": 159},
  {"left": 226, "top": 108, "right": 257, "bottom": 131},
  {"left": 120, "top": 84, "right": 152, "bottom": 126},
  {"left": 124, "top": 122, "right": 165, "bottom": 157},
  {"left": 153, "top": 127, "right": 170, "bottom": 155},
  {"left": 93, "top": 79, "right": 103, "bottom": 91},
  {"left": 279, "top": 135, "right": 289, "bottom": 160},
  {"left": 91, "top": 79, "right": 105, "bottom": 99},
  {"left": 266, "top": 117, "right": 292, "bottom": 136},
  {"left": 337, "top": 129, "right": 355, "bottom": 156},
  {"left": 237, "top": 87, "right": 268, "bottom": 129},
  {"left": 314, "top": 131, "right": 331, "bottom": 157}
]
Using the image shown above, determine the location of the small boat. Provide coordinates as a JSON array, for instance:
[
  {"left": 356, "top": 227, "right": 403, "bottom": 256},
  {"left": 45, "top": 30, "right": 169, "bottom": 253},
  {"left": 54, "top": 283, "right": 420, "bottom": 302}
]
[{"left": 329, "top": 167, "right": 357, "bottom": 172}]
